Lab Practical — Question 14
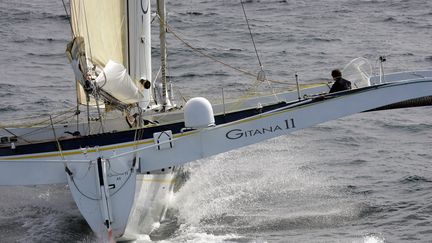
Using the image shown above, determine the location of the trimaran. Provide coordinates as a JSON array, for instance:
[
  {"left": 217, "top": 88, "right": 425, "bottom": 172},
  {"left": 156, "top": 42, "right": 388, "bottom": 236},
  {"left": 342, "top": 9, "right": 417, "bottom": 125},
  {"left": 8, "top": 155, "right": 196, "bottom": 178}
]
[{"left": 1, "top": 0, "right": 431, "bottom": 241}]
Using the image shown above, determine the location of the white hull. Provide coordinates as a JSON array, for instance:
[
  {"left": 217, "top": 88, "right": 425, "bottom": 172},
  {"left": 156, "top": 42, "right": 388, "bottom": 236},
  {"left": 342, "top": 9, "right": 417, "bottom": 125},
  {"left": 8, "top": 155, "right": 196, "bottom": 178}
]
[
  {"left": 1, "top": 70, "right": 432, "bottom": 240},
  {"left": 123, "top": 172, "right": 176, "bottom": 237}
]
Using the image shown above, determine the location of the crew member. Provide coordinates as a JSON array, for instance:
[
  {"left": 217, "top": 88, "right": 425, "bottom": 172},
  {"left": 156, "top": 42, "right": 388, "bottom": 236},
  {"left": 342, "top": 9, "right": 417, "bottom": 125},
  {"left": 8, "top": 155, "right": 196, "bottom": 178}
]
[{"left": 329, "top": 69, "right": 351, "bottom": 93}]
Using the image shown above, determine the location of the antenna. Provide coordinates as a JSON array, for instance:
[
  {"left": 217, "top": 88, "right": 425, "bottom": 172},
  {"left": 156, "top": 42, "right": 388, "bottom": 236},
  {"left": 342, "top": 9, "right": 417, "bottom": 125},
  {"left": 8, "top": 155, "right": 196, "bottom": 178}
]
[
  {"left": 379, "top": 55, "right": 386, "bottom": 84},
  {"left": 295, "top": 73, "right": 301, "bottom": 100}
]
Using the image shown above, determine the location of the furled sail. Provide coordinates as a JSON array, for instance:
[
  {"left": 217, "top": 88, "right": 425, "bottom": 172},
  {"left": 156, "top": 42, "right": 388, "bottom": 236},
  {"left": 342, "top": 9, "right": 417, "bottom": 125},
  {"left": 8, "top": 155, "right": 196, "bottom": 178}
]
[
  {"left": 95, "top": 60, "right": 144, "bottom": 104},
  {"left": 68, "top": 0, "right": 152, "bottom": 109}
]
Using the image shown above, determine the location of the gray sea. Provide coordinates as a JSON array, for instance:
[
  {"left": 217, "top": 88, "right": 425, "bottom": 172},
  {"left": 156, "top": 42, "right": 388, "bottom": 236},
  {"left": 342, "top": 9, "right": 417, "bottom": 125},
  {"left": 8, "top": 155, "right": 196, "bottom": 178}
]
[{"left": 1, "top": 0, "right": 432, "bottom": 242}]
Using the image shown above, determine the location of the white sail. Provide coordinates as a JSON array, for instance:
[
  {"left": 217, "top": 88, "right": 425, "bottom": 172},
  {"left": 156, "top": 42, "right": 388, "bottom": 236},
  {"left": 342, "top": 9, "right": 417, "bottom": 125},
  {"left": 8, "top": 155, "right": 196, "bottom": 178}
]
[
  {"left": 70, "top": 0, "right": 127, "bottom": 67},
  {"left": 70, "top": 0, "right": 151, "bottom": 108}
]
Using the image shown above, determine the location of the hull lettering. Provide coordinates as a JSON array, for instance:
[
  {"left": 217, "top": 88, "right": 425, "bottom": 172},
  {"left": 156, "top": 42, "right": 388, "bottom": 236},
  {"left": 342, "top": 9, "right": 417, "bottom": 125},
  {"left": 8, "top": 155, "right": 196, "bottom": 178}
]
[{"left": 226, "top": 118, "right": 296, "bottom": 140}]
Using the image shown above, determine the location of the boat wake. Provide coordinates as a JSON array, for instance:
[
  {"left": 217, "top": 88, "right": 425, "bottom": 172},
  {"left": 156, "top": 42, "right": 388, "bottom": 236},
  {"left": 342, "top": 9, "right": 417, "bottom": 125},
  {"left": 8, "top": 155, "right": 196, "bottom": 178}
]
[
  {"left": 0, "top": 185, "right": 94, "bottom": 242},
  {"left": 160, "top": 137, "right": 385, "bottom": 242}
]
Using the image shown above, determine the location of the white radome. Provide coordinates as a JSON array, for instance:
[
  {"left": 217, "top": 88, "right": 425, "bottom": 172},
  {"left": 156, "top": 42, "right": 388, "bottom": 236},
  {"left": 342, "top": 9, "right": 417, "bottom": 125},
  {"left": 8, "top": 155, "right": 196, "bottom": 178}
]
[{"left": 184, "top": 97, "right": 215, "bottom": 128}]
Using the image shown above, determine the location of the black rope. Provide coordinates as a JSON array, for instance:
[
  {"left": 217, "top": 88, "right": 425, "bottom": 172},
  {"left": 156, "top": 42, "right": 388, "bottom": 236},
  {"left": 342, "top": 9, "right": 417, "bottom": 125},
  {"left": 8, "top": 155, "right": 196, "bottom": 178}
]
[
  {"left": 110, "top": 168, "right": 135, "bottom": 197},
  {"left": 70, "top": 175, "right": 100, "bottom": 201}
]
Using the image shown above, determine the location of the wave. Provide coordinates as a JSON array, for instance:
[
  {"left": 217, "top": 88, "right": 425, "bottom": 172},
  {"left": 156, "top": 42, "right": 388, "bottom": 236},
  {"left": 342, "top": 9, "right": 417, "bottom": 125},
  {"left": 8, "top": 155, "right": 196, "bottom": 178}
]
[
  {"left": 26, "top": 52, "right": 66, "bottom": 58},
  {"left": 13, "top": 36, "right": 68, "bottom": 44},
  {"left": 168, "top": 201, "right": 380, "bottom": 241},
  {"left": 170, "top": 149, "right": 382, "bottom": 240},
  {"left": 199, "top": 209, "right": 361, "bottom": 232},
  {"left": 185, "top": 11, "right": 203, "bottom": 16},
  {"left": 380, "top": 15, "right": 423, "bottom": 27},
  {"left": 173, "top": 72, "right": 230, "bottom": 79},
  {"left": 303, "top": 37, "right": 342, "bottom": 43},
  {"left": 223, "top": 48, "right": 243, "bottom": 52},
  {"left": 11, "top": 206, "right": 91, "bottom": 242},
  {"left": 167, "top": 231, "right": 245, "bottom": 243},
  {"left": 372, "top": 118, "right": 432, "bottom": 133},
  {"left": 386, "top": 123, "right": 432, "bottom": 133},
  {"left": 348, "top": 159, "right": 369, "bottom": 165},
  {"left": 400, "top": 175, "right": 432, "bottom": 184},
  {"left": 0, "top": 92, "right": 14, "bottom": 98},
  {"left": 0, "top": 105, "right": 19, "bottom": 112},
  {"left": 0, "top": 8, "right": 68, "bottom": 23},
  {"left": 0, "top": 185, "right": 93, "bottom": 242},
  {"left": 363, "top": 234, "right": 385, "bottom": 243},
  {"left": 0, "top": 84, "right": 16, "bottom": 89},
  {"left": 383, "top": 16, "right": 396, "bottom": 22}
]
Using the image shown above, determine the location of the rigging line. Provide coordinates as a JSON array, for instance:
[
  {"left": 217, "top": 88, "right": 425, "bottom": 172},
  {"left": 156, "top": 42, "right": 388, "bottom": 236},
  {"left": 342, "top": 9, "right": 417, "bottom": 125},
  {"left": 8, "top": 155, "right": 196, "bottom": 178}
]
[
  {"left": 164, "top": 21, "right": 295, "bottom": 86},
  {"left": 75, "top": 80, "right": 80, "bottom": 133},
  {"left": 171, "top": 84, "right": 188, "bottom": 103},
  {"left": 110, "top": 168, "right": 134, "bottom": 197},
  {"left": 240, "top": 0, "right": 263, "bottom": 69},
  {"left": 0, "top": 107, "right": 76, "bottom": 128},
  {"left": 138, "top": 108, "right": 146, "bottom": 139},
  {"left": 71, "top": 175, "right": 100, "bottom": 201},
  {"left": 6, "top": 111, "right": 77, "bottom": 139},
  {"left": 49, "top": 115, "right": 75, "bottom": 182},
  {"left": 61, "top": 0, "right": 74, "bottom": 37},
  {"left": 50, "top": 115, "right": 65, "bottom": 161},
  {"left": 71, "top": 161, "right": 93, "bottom": 180},
  {"left": 158, "top": 15, "right": 251, "bottom": 77},
  {"left": 153, "top": 66, "right": 162, "bottom": 105},
  {"left": 93, "top": 89, "right": 105, "bottom": 133},
  {"left": 1, "top": 128, "right": 32, "bottom": 144},
  {"left": 163, "top": 21, "right": 254, "bottom": 77},
  {"left": 133, "top": 116, "right": 140, "bottom": 147},
  {"left": 239, "top": 0, "right": 279, "bottom": 101},
  {"left": 0, "top": 110, "right": 77, "bottom": 142},
  {"left": 106, "top": 158, "right": 132, "bottom": 175},
  {"left": 228, "top": 79, "right": 266, "bottom": 111},
  {"left": 82, "top": 2, "right": 93, "bottom": 64}
]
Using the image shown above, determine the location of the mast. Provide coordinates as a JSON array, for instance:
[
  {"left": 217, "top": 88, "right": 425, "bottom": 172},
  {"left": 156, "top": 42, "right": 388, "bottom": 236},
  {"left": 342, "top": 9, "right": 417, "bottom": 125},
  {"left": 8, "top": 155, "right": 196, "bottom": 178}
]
[
  {"left": 68, "top": 0, "right": 158, "bottom": 113},
  {"left": 128, "top": 0, "right": 152, "bottom": 109},
  {"left": 157, "top": 0, "right": 172, "bottom": 109}
]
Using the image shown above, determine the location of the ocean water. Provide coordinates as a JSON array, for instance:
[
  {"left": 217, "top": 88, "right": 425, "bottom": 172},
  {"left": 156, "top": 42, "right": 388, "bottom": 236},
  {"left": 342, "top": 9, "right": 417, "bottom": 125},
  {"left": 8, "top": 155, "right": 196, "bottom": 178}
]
[{"left": 1, "top": 0, "right": 432, "bottom": 242}]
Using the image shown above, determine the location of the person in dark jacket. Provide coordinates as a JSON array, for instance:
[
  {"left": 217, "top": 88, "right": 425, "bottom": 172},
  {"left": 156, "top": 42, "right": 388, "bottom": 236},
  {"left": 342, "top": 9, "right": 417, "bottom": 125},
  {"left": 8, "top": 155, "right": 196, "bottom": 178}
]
[{"left": 329, "top": 69, "right": 351, "bottom": 93}]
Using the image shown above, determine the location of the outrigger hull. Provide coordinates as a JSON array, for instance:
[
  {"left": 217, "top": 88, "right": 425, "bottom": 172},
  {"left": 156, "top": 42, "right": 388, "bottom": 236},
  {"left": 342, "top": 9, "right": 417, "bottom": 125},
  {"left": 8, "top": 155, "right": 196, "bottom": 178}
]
[{"left": 1, "top": 71, "right": 432, "bottom": 239}]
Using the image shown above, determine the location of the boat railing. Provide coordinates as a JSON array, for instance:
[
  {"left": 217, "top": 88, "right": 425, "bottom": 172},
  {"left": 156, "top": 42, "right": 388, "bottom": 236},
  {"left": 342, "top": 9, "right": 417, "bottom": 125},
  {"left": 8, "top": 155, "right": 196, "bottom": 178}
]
[{"left": 369, "top": 70, "right": 432, "bottom": 85}]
